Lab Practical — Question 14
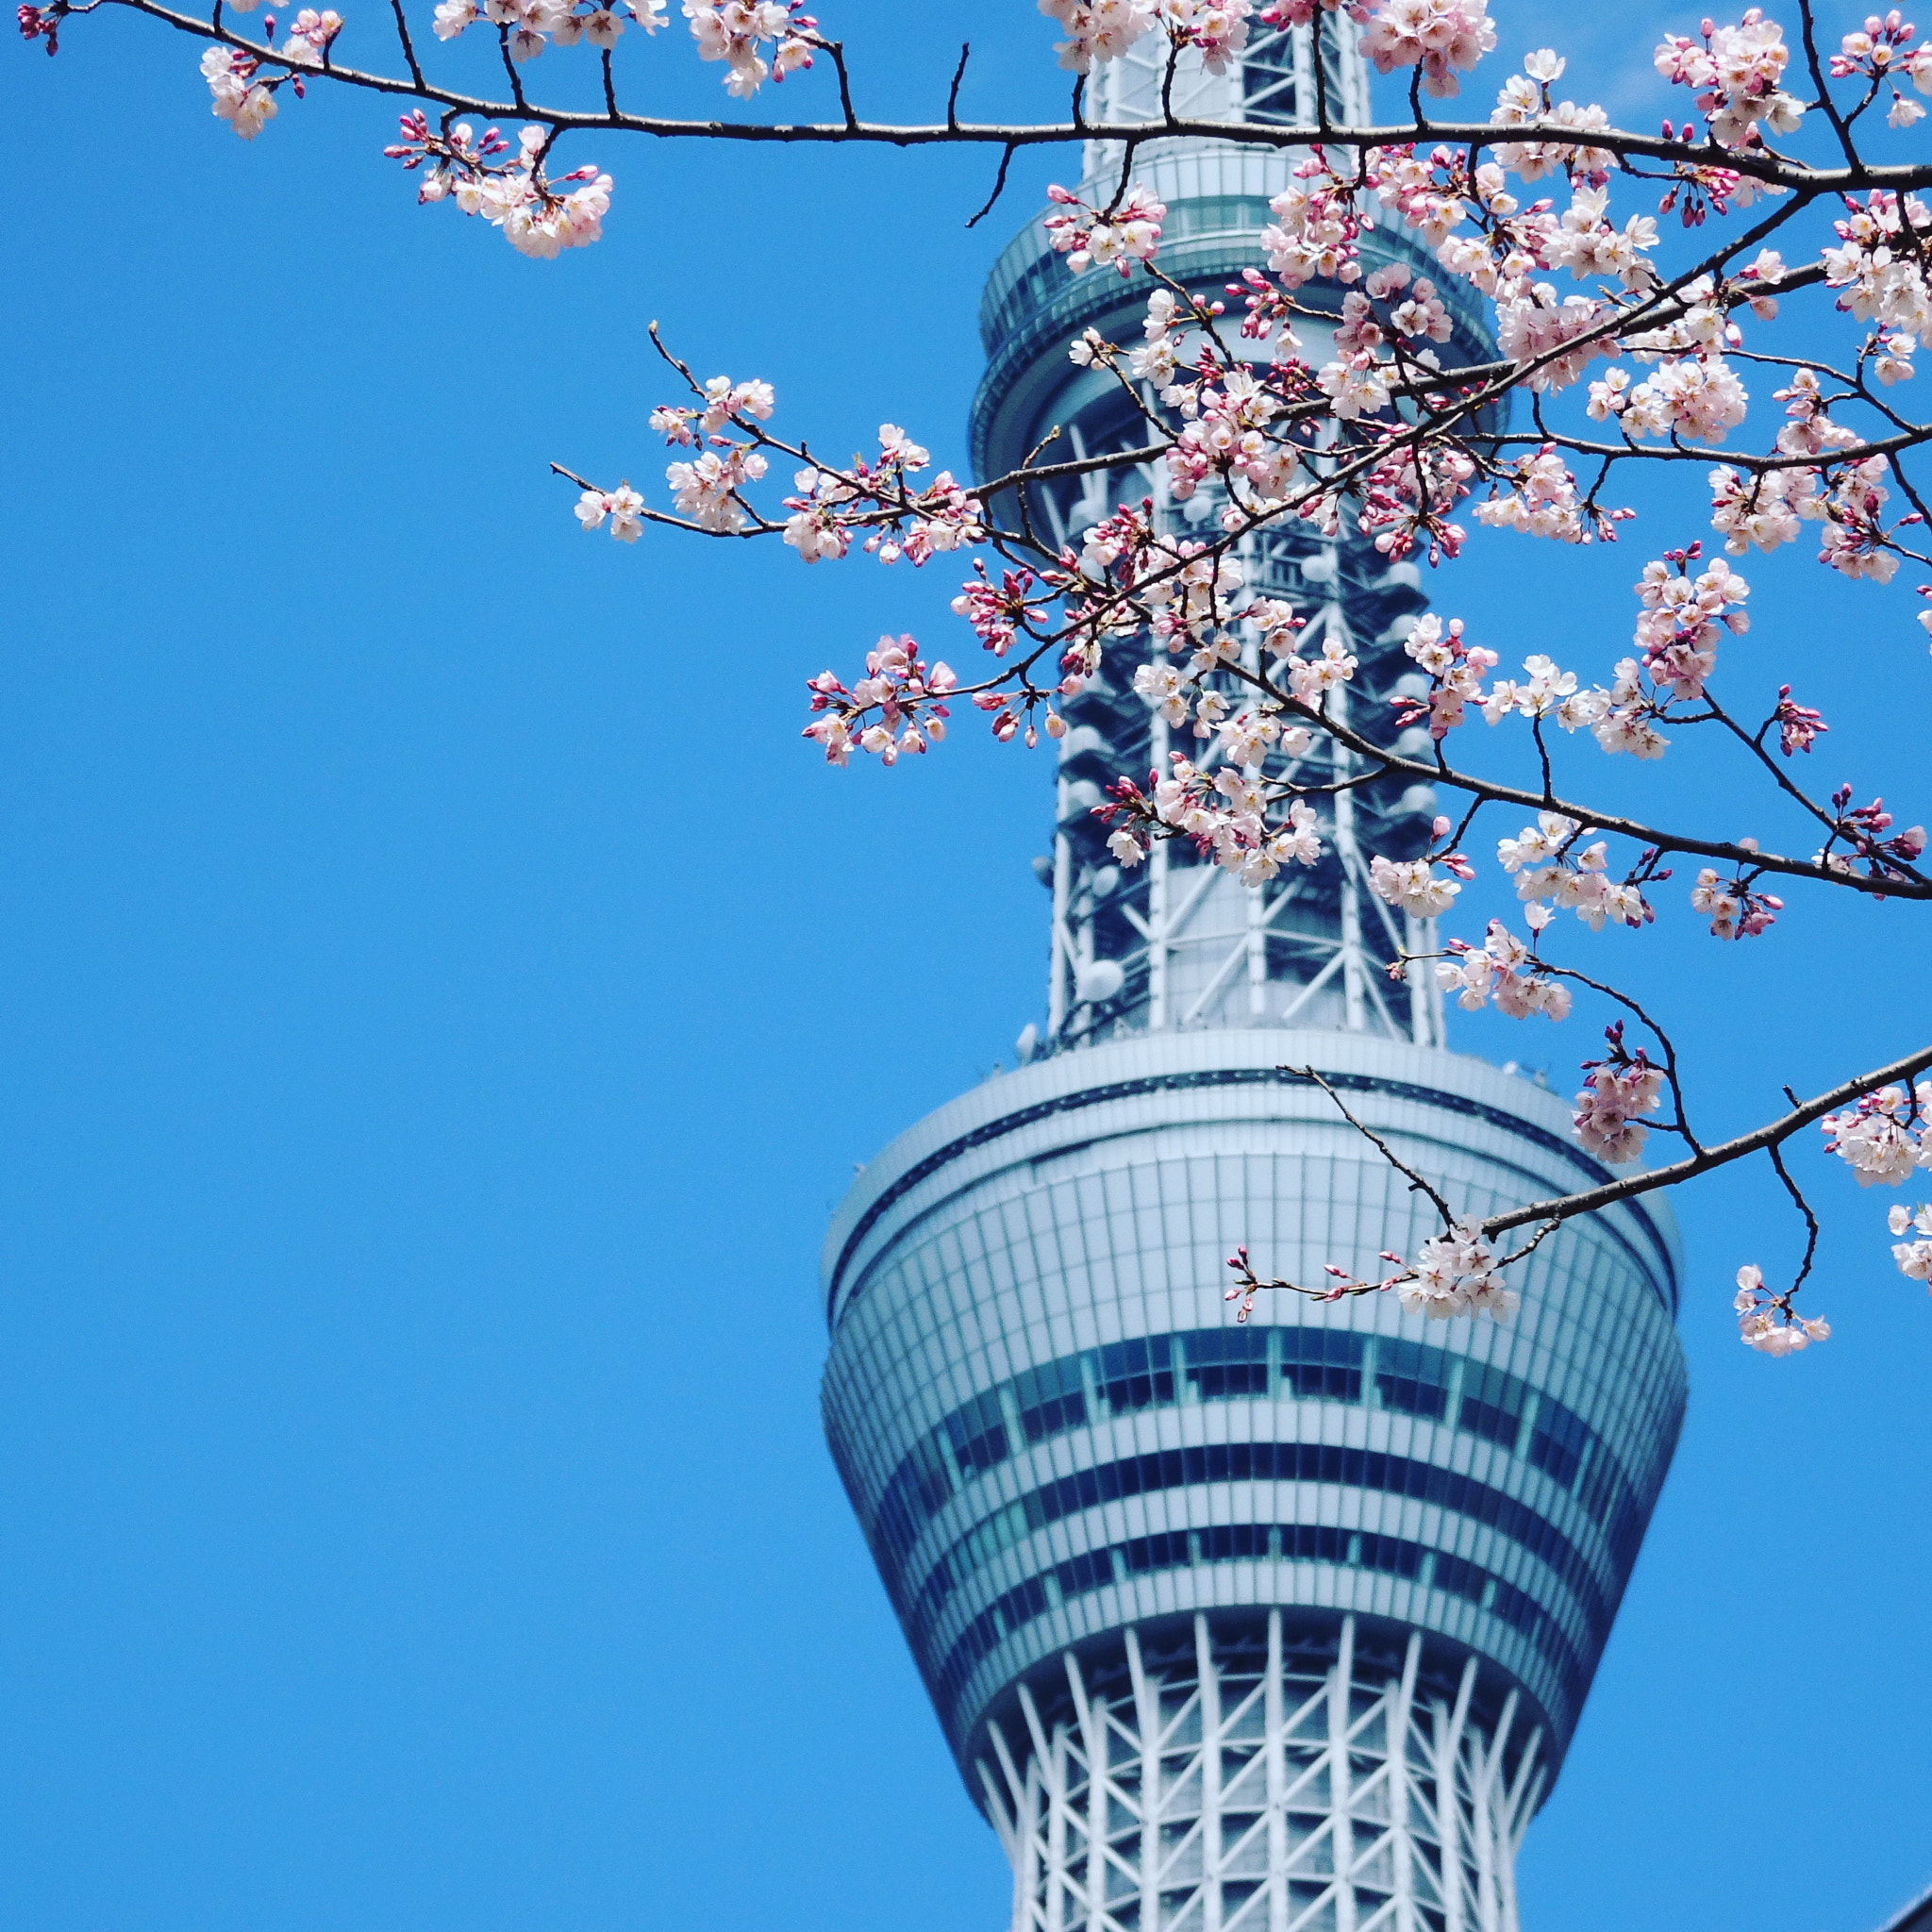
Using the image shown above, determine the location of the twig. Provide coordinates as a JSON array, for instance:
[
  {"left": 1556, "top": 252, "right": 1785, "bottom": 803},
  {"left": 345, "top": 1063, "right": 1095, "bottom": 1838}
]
[
  {"left": 966, "top": 141, "right": 1016, "bottom": 229},
  {"left": 1285, "top": 1063, "right": 1458, "bottom": 1228}
]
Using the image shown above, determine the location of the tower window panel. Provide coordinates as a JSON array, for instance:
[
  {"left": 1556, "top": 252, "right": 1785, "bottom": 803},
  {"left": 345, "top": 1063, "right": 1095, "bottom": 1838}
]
[
  {"left": 946, "top": 1388, "right": 1011, "bottom": 1482},
  {"left": 1281, "top": 1329, "right": 1366, "bottom": 1403},
  {"left": 1526, "top": 1399, "right": 1591, "bottom": 1490},
  {"left": 1184, "top": 1325, "right": 1273, "bottom": 1400},
  {"left": 1013, "top": 1355, "right": 1089, "bottom": 1442},
  {"left": 1457, "top": 1361, "right": 1527, "bottom": 1453},
  {"left": 1374, "top": 1340, "right": 1450, "bottom": 1421},
  {"left": 878, "top": 1432, "right": 955, "bottom": 1551},
  {"left": 1095, "top": 1336, "right": 1176, "bottom": 1415}
]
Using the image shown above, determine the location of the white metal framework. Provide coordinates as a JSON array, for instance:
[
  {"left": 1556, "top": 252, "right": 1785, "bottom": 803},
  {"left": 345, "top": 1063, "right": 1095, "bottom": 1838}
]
[
  {"left": 979, "top": 1614, "right": 1543, "bottom": 1932},
  {"left": 1042, "top": 574, "right": 1446, "bottom": 1052}
]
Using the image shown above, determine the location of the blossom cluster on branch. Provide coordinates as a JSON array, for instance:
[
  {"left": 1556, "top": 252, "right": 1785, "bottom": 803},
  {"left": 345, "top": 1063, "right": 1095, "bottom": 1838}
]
[{"left": 28, "top": 0, "right": 1932, "bottom": 1353}]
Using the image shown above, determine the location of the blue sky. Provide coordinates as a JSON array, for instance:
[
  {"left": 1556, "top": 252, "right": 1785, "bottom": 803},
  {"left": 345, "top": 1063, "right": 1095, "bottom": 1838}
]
[{"left": 5, "top": 3, "right": 1929, "bottom": 1928}]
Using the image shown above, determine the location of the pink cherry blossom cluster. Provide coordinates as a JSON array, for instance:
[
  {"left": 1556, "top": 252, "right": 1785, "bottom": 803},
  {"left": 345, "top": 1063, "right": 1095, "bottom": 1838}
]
[
  {"left": 1814, "top": 458, "right": 1903, "bottom": 584},
  {"left": 1044, "top": 184, "right": 1167, "bottom": 277},
  {"left": 1401, "top": 1218, "right": 1519, "bottom": 1319},
  {"left": 1815, "top": 783, "right": 1928, "bottom": 879},
  {"left": 1434, "top": 919, "right": 1572, "bottom": 1020},
  {"left": 1156, "top": 0, "right": 1256, "bottom": 74},
  {"left": 782, "top": 425, "right": 983, "bottom": 567},
  {"left": 16, "top": 3, "right": 60, "bottom": 53},
  {"left": 1824, "top": 190, "right": 1932, "bottom": 348},
  {"left": 201, "top": 43, "right": 278, "bottom": 136},
  {"left": 1368, "top": 853, "right": 1467, "bottom": 918},
  {"left": 1221, "top": 1224, "right": 1518, "bottom": 1324},
  {"left": 1259, "top": 151, "right": 1370, "bottom": 291},
  {"left": 1769, "top": 685, "right": 1827, "bottom": 756},
  {"left": 1822, "top": 1082, "right": 1932, "bottom": 1184},
  {"left": 1038, "top": 0, "right": 1154, "bottom": 73},
  {"left": 1653, "top": 8, "right": 1804, "bottom": 149},
  {"left": 1093, "top": 753, "right": 1324, "bottom": 884},
  {"left": 1632, "top": 544, "right": 1749, "bottom": 701},
  {"left": 1358, "top": 0, "right": 1494, "bottom": 99},
  {"left": 1589, "top": 354, "right": 1748, "bottom": 446},
  {"left": 1490, "top": 51, "right": 1613, "bottom": 181},
  {"left": 647, "top": 375, "right": 776, "bottom": 447},
  {"left": 1732, "top": 1264, "right": 1830, "bottom": 1355},
  {"left": 1888, "top": 1202, "right": 1932, "bottom": 1287},
  {"left": 1392, "top": 613, "right": 1496, "bottom": 738},
  {"left": 275, "top": 7, "right": 341, "bottom": 63},
  {"left": 633, "top": 373, "right": 775, "bottom": 531},
  {"left": 803, "top": 637, "right": 956, "bottom": 767},
  {"left": 433, "top": 0, "right": 658, "bottom": 58},
  {"left": 384, "top": 115, "right": 610, "bottom": 256},
  {"left": 1472, "top": 444, "right": 1629, "bottom": 544},
  {"left": 573, "top": 481, "right": 646, "bottom": 540},
  {"left": 1499, "top": 811, "right": 1653, "bottom": 930},
  {"left": 1689, "top": 867, "right": 1782, "bottom": 939},
  {"left": 685, "top": 0, "right": 813, "bottom": 95},
  {"left": 950, "top": 562, "right": 1056, "bottom": 660},
  {"left": 1574, "top": 1023, "right": 1666, "bottom": 1162},
  {"left": 1357, "top": 439, "right": 1475, "bottom": 563},
  {"left": 1037, "top": 0, "right": 1260, "bottom": 77},
  {"left": 1159, "top": 365, "right": 1302, "bottom": 518},
  {"left": 1707, "top": 460, "right": 1826, "bottom": 555},
  {"left": 1832, "top": 11, "right": 1932, "bottom": 125}
]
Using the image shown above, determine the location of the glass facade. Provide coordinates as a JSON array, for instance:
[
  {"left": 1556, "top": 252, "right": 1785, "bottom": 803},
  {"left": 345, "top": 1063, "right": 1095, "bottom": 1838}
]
[{"left": 821, "top": 1030, "right": 1686, "bottom": 1796}]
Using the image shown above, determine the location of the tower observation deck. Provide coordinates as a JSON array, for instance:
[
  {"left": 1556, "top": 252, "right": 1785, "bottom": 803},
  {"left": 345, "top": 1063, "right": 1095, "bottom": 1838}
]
[{"left": 821, "top": 24, "right": 1689, "bottom": 1932}]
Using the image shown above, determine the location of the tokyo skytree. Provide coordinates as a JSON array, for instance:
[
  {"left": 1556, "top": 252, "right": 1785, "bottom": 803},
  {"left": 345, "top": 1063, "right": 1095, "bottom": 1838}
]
[{"left": 820, "top": 21, "right": 1688, "bottom": 1932}]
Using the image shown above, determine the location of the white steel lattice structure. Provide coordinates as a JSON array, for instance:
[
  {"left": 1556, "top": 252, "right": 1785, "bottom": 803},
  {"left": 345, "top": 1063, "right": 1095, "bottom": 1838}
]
[
  {"left": 820, "top": 25, "right": 1689, "bottom": 1932},
  {"left": 987, "top": 1614, "right": 1541, "bottom": 1932}
]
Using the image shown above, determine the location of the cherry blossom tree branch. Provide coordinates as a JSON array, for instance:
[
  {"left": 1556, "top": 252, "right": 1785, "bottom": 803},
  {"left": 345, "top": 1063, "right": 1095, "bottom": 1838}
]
[
  {"left": 1486, "top": 1039, "right": 1932, "bottom": 1239},
  {"left": 71, "top": 0, "right": 1932, "bottom": 195}
]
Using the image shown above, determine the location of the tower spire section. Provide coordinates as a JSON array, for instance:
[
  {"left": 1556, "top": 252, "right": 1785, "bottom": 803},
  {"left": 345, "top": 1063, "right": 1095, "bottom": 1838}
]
[
  {"left": 974, "top": 20, "right": 1455, "bottom": 1057},
  {"left": 822, "top": 25, "right": 1689, "bottom": 1932}
]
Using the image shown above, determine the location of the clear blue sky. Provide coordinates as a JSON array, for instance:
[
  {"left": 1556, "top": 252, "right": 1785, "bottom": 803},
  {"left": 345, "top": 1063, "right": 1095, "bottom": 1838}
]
[{"left": 4, "top": 5, "right": 1928, "bottom": 1928}]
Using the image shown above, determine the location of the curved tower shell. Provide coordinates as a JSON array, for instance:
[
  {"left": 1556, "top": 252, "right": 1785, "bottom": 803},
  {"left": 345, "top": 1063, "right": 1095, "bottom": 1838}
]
[{"left": 822, "top": 26, "right": 1688, "bottom": 1932}]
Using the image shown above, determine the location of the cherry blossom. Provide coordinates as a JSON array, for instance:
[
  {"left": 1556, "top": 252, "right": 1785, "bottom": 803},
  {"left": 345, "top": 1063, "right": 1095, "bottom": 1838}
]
[
  {"left": 1038, "top": 0, "right": 1156, "bottom": 73},
  {"left": 1733, "top": 1263, "right": 1830, "bottom": 1354},
  {"left": 1822, "top": 1085, "right": 1932, "bottom": 1185},
  {"left": 1391, "top": 612, "right": 1496, "bottom": 738},
  {"left": 201, "top": 43, "right": 277, "bottom": 136},
  {"left": 803, "top": 636, "right": 955, "bottom": 767},
  {"left": 1358, "top": 0, "right": 1495, "bottom": 99},
  {"left": 575, "top": 481, "right": 646, "bottom": 540},
  {"left": 1402, "top": 1218, "right": 1519, "bottom": 1320},
  {"left": 1434, "top": 921, "right": 1572, "bottom": 1020},
  {"left": 1690, "top": 867, "right": 1782, "bottom": 939},
  {"left": 1045, "top": 184, "right": 1167, "bottom": 276},
  {"left": 1631, "top": 546, "right": 1748, "bottom": 700},
  {"left": 1574, "top": 1024, "right": 1665, "bottom": 1162},
  {"left": 685, "top": 0, "right": 814, "bottom": 96},
  {"left": 1654, "top": 9, "right": 1804, "bottom": 149},
  {"left": 1497, "top": 812, "right": 1650, "bottom": 929},
  {"left": 1369, "top": 854, "right": 1462, "bottom": 917},
  {"left": 1889, "top": 1202, "right": 1932, "bottom": 1287},
  {"left": 385, "top": 116, "right": 611, "bottom": 256},
  {"left": 1491, "top": 52, "right": 1613, "bottom": 181}
]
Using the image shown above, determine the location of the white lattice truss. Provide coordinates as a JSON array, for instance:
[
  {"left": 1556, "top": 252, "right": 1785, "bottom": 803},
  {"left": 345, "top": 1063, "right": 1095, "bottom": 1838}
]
[
  {"left": 1038, "top": 439, "right": 1444, "bottom": 1052},
  {"left": 977, "top": 1613, "right": 1546, "bottom": 1932}
]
